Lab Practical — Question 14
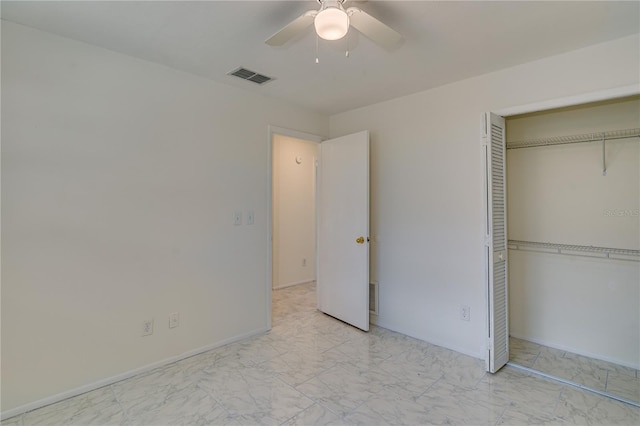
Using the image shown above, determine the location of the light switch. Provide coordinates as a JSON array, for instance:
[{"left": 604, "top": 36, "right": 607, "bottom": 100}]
[{"left": 246, "top": 210, "right": 254, "bottom": 225}]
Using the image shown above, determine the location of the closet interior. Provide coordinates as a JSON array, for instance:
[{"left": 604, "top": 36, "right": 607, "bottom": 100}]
[{"left": 505, "top": 96, "right": 640, "bottom": 405}]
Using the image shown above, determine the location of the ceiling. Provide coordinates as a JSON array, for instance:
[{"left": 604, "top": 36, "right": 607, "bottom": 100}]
[{"left": 2, "top": 1, "right": 638, "bottom": 115}]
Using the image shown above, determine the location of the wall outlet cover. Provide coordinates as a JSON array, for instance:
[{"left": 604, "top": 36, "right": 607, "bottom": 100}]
[
  {"left": 142, "top": 319, "right": 154, "bottom": 336},
  {"left": 460, "top": 305, "right": 471, "bottom": 321},
  {"left": 169, "top": 312, "right": 180, "bottom": 329}
]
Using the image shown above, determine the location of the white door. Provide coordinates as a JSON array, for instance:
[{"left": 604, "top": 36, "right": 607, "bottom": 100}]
[
  {"left": 483, "top": 112, "right": 509, "bottom": 373},
  {"left": 317, "top": 131, "right": 370, "bottom": 331}
]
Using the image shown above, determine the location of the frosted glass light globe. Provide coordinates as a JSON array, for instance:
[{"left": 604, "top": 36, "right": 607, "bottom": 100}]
[{"left": 314, "top": 7, "right": 349, "bottom": 41}]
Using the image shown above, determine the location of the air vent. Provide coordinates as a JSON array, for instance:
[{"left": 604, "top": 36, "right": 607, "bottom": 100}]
[
  {"left": 369, "top": 281, "right": 379, "bottom": 315},
  {"left": 227, "top": 67, "right": 273, "bottom": 85}
]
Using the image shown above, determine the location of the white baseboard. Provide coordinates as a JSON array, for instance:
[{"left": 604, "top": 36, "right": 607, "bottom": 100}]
[
  {"left": 0, "top": 327, "right": 268, "bottom": 421},
  {"left": 509, "top": 332, "right": 640, "bottom": 370},
  {"left": 273, "top": 279, "right": 314, "bottom": 290},
  {"left": 372, "top": 318, "right": 484, "bottom": 360}
]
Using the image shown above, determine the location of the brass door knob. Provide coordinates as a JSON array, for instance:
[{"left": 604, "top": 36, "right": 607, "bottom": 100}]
[{"left": 356, "top": 236, "right": 365, "bottom": 244}]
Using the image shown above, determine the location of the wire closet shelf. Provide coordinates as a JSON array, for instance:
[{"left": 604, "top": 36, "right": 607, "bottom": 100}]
[
  {"left": 508, "top": 240, "right": 640, "bottom": 262},
  {"left": 506, "top": 128, "right": 640, "bottom": 149}
]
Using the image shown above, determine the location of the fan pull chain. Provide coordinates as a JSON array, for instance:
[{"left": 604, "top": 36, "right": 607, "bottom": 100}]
[
  {"left": 345, "top": 31, "right": 350, "bottom": 57},
  {"left": 315, "top": 35, "right": 319, "bottom": 64}
]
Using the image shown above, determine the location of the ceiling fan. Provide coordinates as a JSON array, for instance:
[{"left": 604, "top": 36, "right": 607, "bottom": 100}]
[{"left": 265, "top": 0, "right": 402, "bottom": 50}]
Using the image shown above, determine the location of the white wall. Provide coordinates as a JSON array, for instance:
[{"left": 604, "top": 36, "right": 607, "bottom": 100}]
[
  {"left": 509, "top": 252, "right": 639, "bottom": 367},
  {"left": 1, "top": 21, "right": 327, "bottom": 413},
  {"left": 272, "top": 135, "right": 318, "bottom": 289},
  {"left": 507, "top": 98, "right": 640, "bottom": 367},
  {"left": 329, "top": 34, "right": 640, "bottom": 359}
]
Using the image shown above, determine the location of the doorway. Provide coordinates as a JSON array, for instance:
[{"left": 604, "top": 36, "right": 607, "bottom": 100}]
[
  {"left": 269, "top": 127, "right": 322, "bottom": 328},
  {"left": 267, "top": 127, "right": 371, "bottom": 332},
  {"left": 272, "top": 133, "right": 319, "bottom": 290}
]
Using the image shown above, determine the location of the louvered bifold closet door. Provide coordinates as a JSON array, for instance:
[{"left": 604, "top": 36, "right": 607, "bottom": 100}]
[{"left": 484, "top": 112, "right": 509, "bottom": 373}]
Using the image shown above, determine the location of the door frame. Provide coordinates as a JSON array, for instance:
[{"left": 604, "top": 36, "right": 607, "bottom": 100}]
[
  {"left": 484, "top": 83, "right": 639, "bottom": 371},
  {"left": 266, "top": 126, "right": 324, "bottom": 330}
]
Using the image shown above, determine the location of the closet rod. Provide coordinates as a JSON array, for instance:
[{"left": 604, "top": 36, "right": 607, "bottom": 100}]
[
  {"left": 508, "top": 240, "right": 640, "bottom": 262},
  {"left": 506, "top": 127, "right": 640, "bottom": 150}
]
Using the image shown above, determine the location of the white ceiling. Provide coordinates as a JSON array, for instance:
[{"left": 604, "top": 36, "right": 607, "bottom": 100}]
[{"left": 2, "top": 1, "right": 638, "bottom": 115}]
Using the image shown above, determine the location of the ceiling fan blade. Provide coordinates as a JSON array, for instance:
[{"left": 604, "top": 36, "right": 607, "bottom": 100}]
[
  {"left": 347, "top": 7, "right": 402, "bottom": 50},
  {"left": 265, "top": 10, "right": 317, "bottom": 46}
]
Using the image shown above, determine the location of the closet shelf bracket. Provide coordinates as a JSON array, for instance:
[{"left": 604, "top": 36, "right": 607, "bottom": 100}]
[{"left": 602, "top": 132, "right": 606, "bottom": 176}]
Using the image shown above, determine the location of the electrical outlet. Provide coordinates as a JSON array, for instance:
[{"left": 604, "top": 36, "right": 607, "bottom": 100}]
[
  {"left": 142, "top": 319, "right": 154, "bottom": 336},
  {"left": 460, "top": 305, "right": 471, "bottom": 321},
  {"left": 169, "top": 312, "right": 180, "bottom": 329},
  {"left": 233, "top": 211, "right": 242, "bottom": 226},
  {"left": 302, "top": 258, "right": 307, "bottom": 267}
]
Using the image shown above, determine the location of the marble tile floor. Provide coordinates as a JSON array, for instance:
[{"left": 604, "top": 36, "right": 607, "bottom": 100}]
[
  {"left": 2, "top": 281, "right": 639, "bottom": 425},
  {"left": 509, "top": 336, "right": 640, "bottom": 405}
]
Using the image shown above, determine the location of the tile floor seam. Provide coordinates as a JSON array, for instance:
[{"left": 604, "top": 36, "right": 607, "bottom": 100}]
[
  {"left": 108, "top": 384, "right": 129, "bottom": 424},
  {"left": 414, "top": 374, "right": 445, "bottom": 400},
  {"left": 549, "top": 388, "right": 563, "bottom": 423},
  {"left": 492, "top": 405, "right": 509, "bottom": 426},
  {"left": 531, "top": 349, "right": 542, "bottom": 367},
  {"left": 301, "top": 396, "right": 343, "bottom": 421},
  {"left": 194, "top": 381, "right": 236, "bottom": 422}
]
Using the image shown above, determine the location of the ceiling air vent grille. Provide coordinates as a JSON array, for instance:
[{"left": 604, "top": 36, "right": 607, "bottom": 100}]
[{"left": 228, "top": 67, "right": 273, "bottom": 85}]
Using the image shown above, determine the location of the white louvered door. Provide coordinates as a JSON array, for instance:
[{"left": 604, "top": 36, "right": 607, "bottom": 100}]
[{"left": 483, "top": 112, "right": 509, "bottom": 373}]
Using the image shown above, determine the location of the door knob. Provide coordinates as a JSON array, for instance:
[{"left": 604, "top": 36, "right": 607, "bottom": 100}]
[{"left": 356, "top": 236, "right": 365, "bottom": 244}]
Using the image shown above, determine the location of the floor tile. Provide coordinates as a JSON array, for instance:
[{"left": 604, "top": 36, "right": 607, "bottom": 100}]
[
  {"left": 0, "top": 415, "right": 23, "bottom": 426},
  {"left": 510, "top": 336, "right": 639, "bottom": 403},
  {"left": 124, "top": 386, "right": 233, "bottom": 426},
  {"left": 554, "top": 387, "right": 640, "bottom": 425},
  {"left": 606, "top": 371, "right": 640, "bottom": 403},
  {"left": 112, "top": 363, "right": 196, "bottom": 420},
  {"left": 294, "top": 364, "right": 389, "bottom": 416},
  {"left": 197, "top": 365, "right": 314, "bottom": 424},
  {"left": 475, "top": 366, "right": 562, "bottom": 419},
  {"left": 22, "top": 387, "right": 123, "bottom": 426},
  {"left": 281, "top": 404, "right": 344, "bottom": 426},
  {"left": 415, "top": 379, "right": 509, "bottom": 425},
  {"left": 345, "top": 392, "right": 438, "bottom": 425},
  {"left": 496, "top": 407, "right": 566, "bottom": 425},
  {"left": 509, "top": 337, "right": 542, "bottom": 367}
]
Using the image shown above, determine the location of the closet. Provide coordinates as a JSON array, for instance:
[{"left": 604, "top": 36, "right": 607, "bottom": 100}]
[{"left": 505, "top": 96, "right": 640, "bottom": 405}]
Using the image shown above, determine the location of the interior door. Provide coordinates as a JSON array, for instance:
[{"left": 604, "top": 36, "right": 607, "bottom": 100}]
[
  {"left": 483, "top": 112, "right": 509, "bottom": 373},
  {"left": 317, "top": 131, "right": 370, "bottom": 331}
]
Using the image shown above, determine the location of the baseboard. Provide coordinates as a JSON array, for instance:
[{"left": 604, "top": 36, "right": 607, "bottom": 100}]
[
  {"left": 509, "top": 332, "right": 640, "bottom": 370},
  {"left": 372, "top": 318, "right": 485, "bottom": 360},
  {"left": 0, "top": 327, "right": 269, "bottom": 421},
  {"left": 273, "top": 279, "right": 314, "bottom": 290}
]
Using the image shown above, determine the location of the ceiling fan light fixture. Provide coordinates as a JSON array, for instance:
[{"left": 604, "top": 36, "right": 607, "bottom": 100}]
[{"left": 314, "top": 4, "right": 349, "bottom": 41}]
